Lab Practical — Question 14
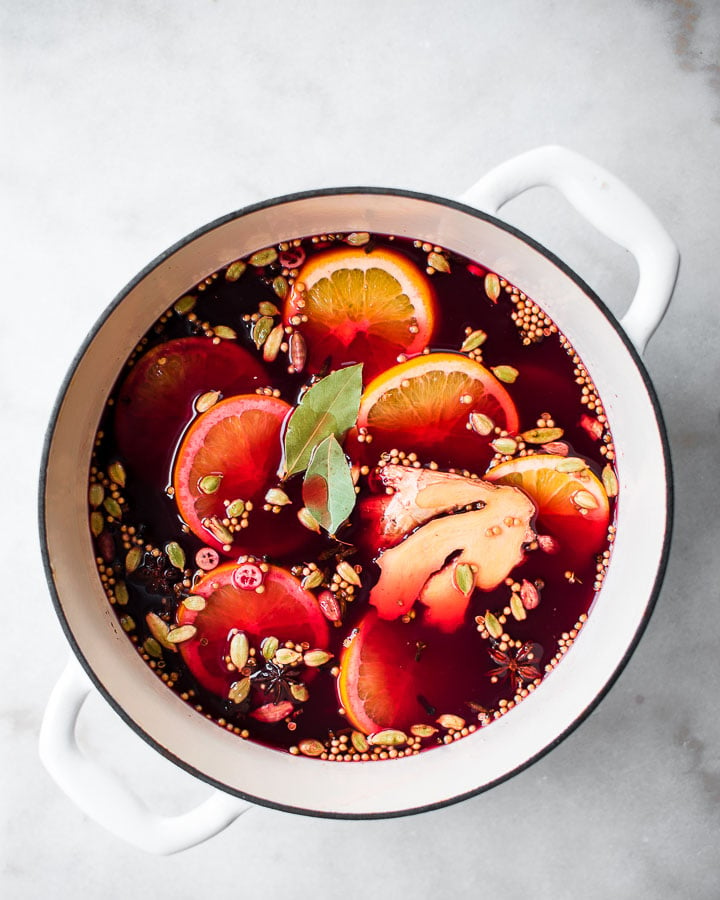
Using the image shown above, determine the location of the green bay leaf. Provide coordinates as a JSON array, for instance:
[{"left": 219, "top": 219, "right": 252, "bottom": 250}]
[
  {"left": 281, "top": 364, "right": 362, "bottom": 478},
  {"left": 302, "top": 434, "right": 356, "bottom": 536}
]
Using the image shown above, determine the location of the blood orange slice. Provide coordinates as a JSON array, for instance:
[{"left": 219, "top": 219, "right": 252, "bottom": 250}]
[
  {"left": 352, "top": 352, "right": 519, "bottom": 470},
  {"left": 114, "top": 337, "right": 266, "bottom": 482},
  {"left": 177, "top": 563, "right": 329, "bottom": 697},
  {"left": 337, "top": 610, "right": 462, "bottom": 735},
  {"left": 284, "top": 246, "right": 435, "bottom": 379},
  {"left": 173, "top": 394, "right": 308, "bottom": 556},
  {"left": 484, "top": 454, "right": 611, "bottom": 558}
]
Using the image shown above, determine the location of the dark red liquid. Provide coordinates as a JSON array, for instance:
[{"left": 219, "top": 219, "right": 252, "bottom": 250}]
[{"left": 89, "top": 233, "right": 616, "bottom": 759}]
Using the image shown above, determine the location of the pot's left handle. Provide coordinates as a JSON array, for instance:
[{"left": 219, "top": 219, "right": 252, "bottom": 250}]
[{"left": 39, "top": 656, "right": 250, "bottom": 855}]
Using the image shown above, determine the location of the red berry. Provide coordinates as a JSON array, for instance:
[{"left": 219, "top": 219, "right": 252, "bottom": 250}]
[
  {"left": 279, "top": 247, "right": 306, "bottom": 269},
  {"left": 318, "top": 590, "right": 342, "bottom": 622},
  {"left": 520, "top": 579, "right": 541, "bottom": 610},
  {"left": 195, "top": 547, "right": 220, "bottom": 571},
  {"left": 232, "top": 562, "right": 264, "bottom": 590}
]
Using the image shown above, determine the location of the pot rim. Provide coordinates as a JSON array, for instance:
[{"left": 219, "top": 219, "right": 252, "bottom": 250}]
[{"left": 38, "top": 185, "right": 673, "bottom": 819}]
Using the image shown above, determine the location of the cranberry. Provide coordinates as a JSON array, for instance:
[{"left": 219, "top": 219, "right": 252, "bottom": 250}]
[
  {"left": 232, "top": 562, "right": 264, "bottom": 590},
  {"left": 279, "top": 247, "right": 306, "bottom": 269},
  {"left": 195, "top": 547, "right": 220, "bottom": 571}
]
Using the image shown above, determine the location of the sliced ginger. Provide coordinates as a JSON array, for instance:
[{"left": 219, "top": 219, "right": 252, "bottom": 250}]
[
  {"left": 373, "top": 464, "right": 502, "bottom": 544},
  {"left": 369, "top": 476, "right": 536, "bottom": 628},
  {"left": 419, "top": 564, "right": 469, "bottom": 633}
]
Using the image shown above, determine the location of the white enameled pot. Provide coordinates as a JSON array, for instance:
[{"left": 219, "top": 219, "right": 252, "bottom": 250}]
[{"left": 39, "top": 146, "right": 678, "bottom": 854}]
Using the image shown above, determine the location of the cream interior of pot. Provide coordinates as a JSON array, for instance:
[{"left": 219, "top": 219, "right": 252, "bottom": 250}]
[{"left": 43, "top": 192, "right": 668, "bottom": 816}]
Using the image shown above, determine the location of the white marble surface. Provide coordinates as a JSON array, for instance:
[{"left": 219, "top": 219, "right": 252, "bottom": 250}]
[{"left": 2, "top": 0, "right": 719, "bottom": 896}]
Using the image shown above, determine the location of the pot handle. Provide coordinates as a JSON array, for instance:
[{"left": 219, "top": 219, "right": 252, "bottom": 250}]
[
  {"left": 458, "top": 145, "right": 679, "bottom": 355},
  {"left": 39, "top": 656, "right": 250, "bottom": 854}
]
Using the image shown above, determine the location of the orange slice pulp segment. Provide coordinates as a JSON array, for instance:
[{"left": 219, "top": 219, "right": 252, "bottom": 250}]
[
  {"left": 484, "top": 454, "right": 611, "bottom": 557},
  {"left": 337, "top": 610, "right": 464, "bottom": 735},
  {"left": 177, "top": 563, "right": 329, "bottom": 697},
  {"left": 172, "top": 394, "right": 312, "bottom": 557},
  {"left": 353, "top": 352, "right": 519, "bottom": 469},
  {"left": 284, "top": 246, "right": 435, "bottom": 379},
  {"left": 114, "top": 337, "right": 266, "bottom": 482}
]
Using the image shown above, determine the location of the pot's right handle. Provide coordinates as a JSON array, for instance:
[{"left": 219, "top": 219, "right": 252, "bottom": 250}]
[
  {"left": 458, "top": 145, "right": 679, "bottom": 355},
  {"left": 39, "top": 656, "right": 250, "bottom": 855}
]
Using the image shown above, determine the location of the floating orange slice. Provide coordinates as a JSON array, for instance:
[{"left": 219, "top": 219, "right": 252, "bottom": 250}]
[
  {"left": 337, "top": 610, "right": 466, "bottom": 735},
  {"left": 177, "top": 563, "right": 329, "bottom": 697},
  {"left": 352, "top": 352, "right": 519, "bottom": 470},
  {"left": 284, "top": 246, "right": 435, "bottom": 379},
  {"left": 114, "top": 337, "right": 266, "bottom": 482},
  {"left": 172, "top": 394, "right": 314, "bottom": 557},
  {"left": 484, "top": 454, "right": 611, "bottom": 558}
]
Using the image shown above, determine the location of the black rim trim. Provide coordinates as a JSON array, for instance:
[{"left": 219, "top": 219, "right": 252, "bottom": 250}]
[{"left": 38, "top": 185, "right": 674, "bottom": 821}]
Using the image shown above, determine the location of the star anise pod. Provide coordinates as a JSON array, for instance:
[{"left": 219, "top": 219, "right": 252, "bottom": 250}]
[
  {"left": 252, "top": 661, "right": 301, "bottom": 705},
  {"left": 488, "top": 641, "right": 543, "bottom": 693}
]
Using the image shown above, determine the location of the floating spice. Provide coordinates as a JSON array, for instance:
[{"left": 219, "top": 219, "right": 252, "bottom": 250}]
[
  {"left": 454, "top": 563, "right": 474, "bottom": 596},
  {"left": 485, "top": 272, "right": 501, "bottom": 301},
  {"left": 229, "top": 632, "right": 250, "bottom": 670},
  {"left": 166, "top": 624, "right": 197, "bottom": 644},
  {"left": 602, "top": 464, "right": 619, "bottom": 497},
  {"left": 289, "top": 331, "right": 307, "bottom": 373},
  {"left": 226, "top": 498, "right": 246, "bottom": 517},
  {"left": 90, "top": 511, "right": 104, "bottom": 537},
  {"left": 298, "top": 738, "right": 324, "bottom": 757},
  {"left": 369, "top": 729, "right": 407, "bottom": 747},
  {"left": 228, "top": 677, "right": 251, "bottom": 704},
  {"left": 484, "top": 611, "right": 502, "bottom": 639},
  {"left": 103, "top": 497, "right": 122, "bottom": 519},
  {"left": 214, "top": 325, "right": 237, "bottom": 341},
  {"left": 253, "top": 316, "right": 274, "bottom": 348},
  {"left": 174, "top": 294, "right": 197, "bottom": 314},
  {"left": 491, "top": 365, "right": 519, "bottom": 384},
  {"left": 88, "top": 483, "right": 104, "bottom": 508},
  {"left": 225, "top": 260, "right": 246, "bottom": 281},
  {"left": 262, "top": 323, "right": 284, "bottom": 362},
  {"left": 259, "top": 300, "right": 280, "bottom": 317},
  {"left": 346, "top": 232, "right": 370, "bottom": 246},
  {"left": 248, "top": 248, "right": 278, "bottom": 267},
  {"left": 436, "top": 714, "right": 465, "bottom": 731},
  {"left": 491, "top": 437, "right": 518, "bottom": 455},
  {"left": 461, "top": 329, "right": 487, "bottom": 353},
  {"left": 303, "top": 649, "right": 333, "bottom": 667},
  {"left": 428, "top": 251, "right": 450, "bottom": 273},
  {"left": 272, "top": 277, "right": 289, "bottom": 301},
  {"left": 165, "top": 541, "right": 186, "bottom": 571},
  {"left": 410, "top": 724, "right": 438, "bottom": 738},
  {"left": 336, "top": 560, "right": 361, "bottom": 587},
  {"left": 521, "top": 427, "right": 564, "bottom": 444},
  {"left": 196, "top": 390, "right": 221, "bottom": 413},
  {"left": 125, "top": 547, "right": 143, "bottom": 574},
  {"left": 469, "top": 412, "right": 494, "bottom": 435},
  {"left": 108, "top": 461, "right": 126, "bottom": 488}
]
